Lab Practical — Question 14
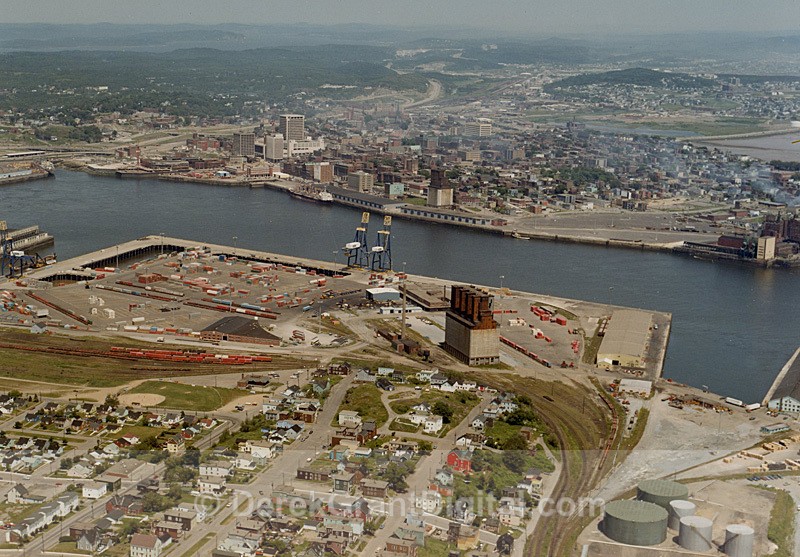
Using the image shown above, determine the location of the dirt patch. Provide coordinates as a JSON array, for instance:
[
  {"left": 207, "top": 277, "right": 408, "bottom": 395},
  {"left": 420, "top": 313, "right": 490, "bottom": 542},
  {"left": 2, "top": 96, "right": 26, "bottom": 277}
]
[{"left": 119, "top": 393, "right": 166, "bottom": 407}]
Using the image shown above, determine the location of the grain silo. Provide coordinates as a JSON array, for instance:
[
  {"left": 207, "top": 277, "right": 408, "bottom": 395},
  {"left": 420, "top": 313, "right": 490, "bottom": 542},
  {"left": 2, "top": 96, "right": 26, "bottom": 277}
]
[
  {"left": 637, "top": 479, "right": 689, "bottom": 510},
  {"left": 668, "top": 499, "right": 696, "bottom": 530},
  {"left": 679, "top": 515, "right": 713, "bottom": 551},
  {"left": 602, "top": 500, "right": 668, "bottom": 546},
  {"left": 724, "top": 524, "right": 754, "bottom": 557}
]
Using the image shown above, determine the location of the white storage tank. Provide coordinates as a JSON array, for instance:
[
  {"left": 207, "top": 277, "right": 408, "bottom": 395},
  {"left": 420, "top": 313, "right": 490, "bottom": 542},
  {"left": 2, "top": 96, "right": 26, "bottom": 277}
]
[
  {"left": 679, "top": 515, "right": 713, "bottom": 552},
  {"left": 668, "top": 500, "right": 696, "bottom": 530},
  {"left": 724, "top": 524, "right": 754, "bottom": 557}
]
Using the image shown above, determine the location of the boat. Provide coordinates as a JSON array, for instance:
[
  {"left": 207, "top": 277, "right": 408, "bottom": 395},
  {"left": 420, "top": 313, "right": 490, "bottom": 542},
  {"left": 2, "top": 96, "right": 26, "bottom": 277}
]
[
  {"left": 290, "top": 185, "right": 333, "bottom": 203},
  {"left": 511, "top": 230, "right": 529, "bottom": 240}
]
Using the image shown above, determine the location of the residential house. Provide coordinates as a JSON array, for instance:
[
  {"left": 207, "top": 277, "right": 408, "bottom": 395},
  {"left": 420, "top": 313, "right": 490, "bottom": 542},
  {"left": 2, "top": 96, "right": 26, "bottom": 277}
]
[
  {"left": 447, "top": 450, "right": 473, "bottom": 474},
  {"left": 414, "top": 491, "right": 442, "bottom": 514},
  {"left": 199, "top": 461, "right": 233, "bottom": 478},
  {"left": 7, "top": 484, "right": 45, "bottom": 504},
  {"left": 332, "top": 472, "right": 355, "bottom": 493},
  {"left": 130, "top": 533, "right": 163, "bottom": 557},
  {"left": 360, "top": 479, "right": 389, "bottom": 498},
  {"left": 338, "top": 410, "right": 362, "bottom": 428},
  {"left": 198, "top": 476, "right": 226, "bottom": 495},
  {"left": 163, "top": 508, "right": 196, "bottom": 532}
]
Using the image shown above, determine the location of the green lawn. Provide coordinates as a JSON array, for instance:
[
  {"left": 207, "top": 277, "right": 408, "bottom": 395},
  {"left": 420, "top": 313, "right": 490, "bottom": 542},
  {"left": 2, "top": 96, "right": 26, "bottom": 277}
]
[
  {"left": 335, "top": 384, "right": 389, "bottom": 427},
  {"left": 388, "top": 418, "right": 420, "bottom": 433},
  {"left": 767, "top": 489, "right": 796, "bottom": 557},
  {"left": 389, "top": 390, "right": 480, "bottom": 434},
  {"left": 128, "top": 381, "right": 243, "bottom": 411},
  {"left": 48, "top": 541, "right": 90, "bottom": 555},
  {"left": 418, "top": 538, "right": 451, "bottom": 557},
  {"left": 485, "top": 421, "right": 524, "bottom": 446}
]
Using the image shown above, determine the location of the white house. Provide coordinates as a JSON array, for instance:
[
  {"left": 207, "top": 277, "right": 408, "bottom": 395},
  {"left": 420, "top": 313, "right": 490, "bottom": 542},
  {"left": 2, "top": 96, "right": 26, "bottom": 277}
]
[
  {"left": 414, "top": 490, "right": 442, "bottom": 514},
  {"left": 246, "top": 440, "right": 277, "bottom": 462},
  {"left": 198, "top": 476, "right": 226, "bottom": 495},
  {"left": 82, "top": 481, "right": 108, "bottom": 500},
  {"left": 130, "top": 533, "right": 163, "bottom": 557},
  {"left": 199, "top": 461, "right": 233, "bottom": 478},
  {"left": 423, "top": 415, "right": 444, "bottom": 434},
  {"left": 338, "top": 410, "right": 362, "bottom": 428}
]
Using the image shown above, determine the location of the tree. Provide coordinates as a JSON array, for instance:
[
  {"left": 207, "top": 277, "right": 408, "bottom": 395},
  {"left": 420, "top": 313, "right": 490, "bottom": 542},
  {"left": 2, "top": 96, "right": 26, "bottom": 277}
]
[
  {"left": 432, "top": 401, "right": 454, "bottom": 424},
  {"left": 502, "top": 448, "right": 526, "bottom": 474},
  {"left": 383, "top": 462, "right": 409, "bottom": 492},
  {"left": 502, "top": 434, "right": 528, "bottom": 451},
  {"left": 142, "top": 492, "right": 170, "bottom": 513}
]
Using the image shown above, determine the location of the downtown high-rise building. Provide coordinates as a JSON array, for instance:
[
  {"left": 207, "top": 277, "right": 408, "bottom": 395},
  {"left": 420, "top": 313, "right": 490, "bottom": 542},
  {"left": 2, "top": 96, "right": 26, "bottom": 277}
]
[{"left": 279, "top": 114, "right": 305, "bottom": 141}]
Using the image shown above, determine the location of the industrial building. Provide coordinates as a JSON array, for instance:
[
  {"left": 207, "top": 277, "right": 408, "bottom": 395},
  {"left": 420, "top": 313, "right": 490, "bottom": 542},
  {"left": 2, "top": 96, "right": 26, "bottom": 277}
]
[
  {"left": 200, "top": 316, "right": 281, "bottom": 346},
  {"left": 596, "top": 309, "right": 652, "bottom": 368},
  {"left": 444, "top": 285, "right": 499, "bottom": 366},
  {"left": 279, "top": 114, "right": 305, "bottom": 141},
  {"left": 427, "top": 169, "right": 453, "bottom": 208},
  {"left": 765, "top": 346, "right": 800, "bottom": 413},
  {"left": 601, "top": 500, "right": 668, "bottom": 546}
]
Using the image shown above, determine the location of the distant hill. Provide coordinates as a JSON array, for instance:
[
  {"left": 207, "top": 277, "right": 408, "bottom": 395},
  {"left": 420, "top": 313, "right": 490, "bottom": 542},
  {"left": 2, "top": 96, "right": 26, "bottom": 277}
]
[{"left": 546, "top": 68, "right": 716, "bottom": 91}]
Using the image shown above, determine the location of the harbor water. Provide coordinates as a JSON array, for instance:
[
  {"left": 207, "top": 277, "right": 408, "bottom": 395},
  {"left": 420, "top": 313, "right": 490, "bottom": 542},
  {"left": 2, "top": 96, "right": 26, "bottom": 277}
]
[{"left": 4, "top": 169, "right": 800, "bottom": 402}]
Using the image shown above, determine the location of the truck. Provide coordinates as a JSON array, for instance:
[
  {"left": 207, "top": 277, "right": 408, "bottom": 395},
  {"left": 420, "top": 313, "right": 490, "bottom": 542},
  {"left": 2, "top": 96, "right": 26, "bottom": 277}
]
[{"left": 725, "top": 397, "right": 744, "bottom": 407}]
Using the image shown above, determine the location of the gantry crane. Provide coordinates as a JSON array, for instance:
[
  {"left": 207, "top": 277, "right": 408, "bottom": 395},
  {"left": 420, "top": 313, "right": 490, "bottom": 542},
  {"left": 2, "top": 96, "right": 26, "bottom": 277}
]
[
  {"left": 343, "top": 212, "right": 370, "bottom": 268},
  {"left": 370, "top": 215, "right": 392, "bottom": 272}
]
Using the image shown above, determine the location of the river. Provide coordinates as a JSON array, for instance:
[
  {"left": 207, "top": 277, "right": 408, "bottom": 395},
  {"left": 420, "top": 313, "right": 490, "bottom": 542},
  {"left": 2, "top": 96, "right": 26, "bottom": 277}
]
[{"left": 3, "top": 169, "right": 799, "bottom": 402}]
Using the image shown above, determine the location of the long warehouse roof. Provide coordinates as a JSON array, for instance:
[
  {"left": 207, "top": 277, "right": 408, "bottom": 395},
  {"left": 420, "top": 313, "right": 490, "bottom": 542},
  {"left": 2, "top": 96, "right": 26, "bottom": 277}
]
[{"left": 597, "top": 309, "right": 651, "bottom": 360}]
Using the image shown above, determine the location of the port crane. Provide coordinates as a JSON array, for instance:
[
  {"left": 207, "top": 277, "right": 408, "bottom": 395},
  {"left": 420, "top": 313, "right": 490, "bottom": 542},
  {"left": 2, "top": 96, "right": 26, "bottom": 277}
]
[
  {"left": 370, "top": 215, "right": 393, "bottom": 272},
  {"left": 343, "top": 212, "right": 371, "bottom": 268},
  {"left": 0, "top": 220, "right": 44, "bottom": 278}
]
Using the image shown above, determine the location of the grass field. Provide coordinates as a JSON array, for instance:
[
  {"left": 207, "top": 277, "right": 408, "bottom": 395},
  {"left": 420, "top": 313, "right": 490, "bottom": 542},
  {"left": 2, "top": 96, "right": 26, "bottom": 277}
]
[
  {"left": 335, "top": 384, "right": 389, "bottom": 427},
  {"left": 48, "top": 541, "right": 90, "bottom": 555},
  {"left": 180, "top": 533, "right": 215, "bottom": 557},
  {"left": 767, "top": 489, "right": 796, "bottom": 557},
  {"left": 0, "top": 329, "right": 313, "bottom": 389},
  {"left": 128, "top": 381, "right": 243, "bottom": 411}
]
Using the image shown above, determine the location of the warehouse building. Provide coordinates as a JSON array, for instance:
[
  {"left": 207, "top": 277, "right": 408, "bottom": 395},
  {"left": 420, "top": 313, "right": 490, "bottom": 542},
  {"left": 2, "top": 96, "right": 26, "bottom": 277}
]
[
  {"left": 200, "top": 316, "right": 281, "bottom": 346},
  {"left": 596, "top": 309, "right": 652, "bottom": 368}
]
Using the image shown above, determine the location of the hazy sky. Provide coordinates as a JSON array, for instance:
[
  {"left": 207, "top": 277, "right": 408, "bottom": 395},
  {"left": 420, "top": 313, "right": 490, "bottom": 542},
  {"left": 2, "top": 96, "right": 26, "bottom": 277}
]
[{"left": 3, "top": 0, "right": 800, "bottom": 35}]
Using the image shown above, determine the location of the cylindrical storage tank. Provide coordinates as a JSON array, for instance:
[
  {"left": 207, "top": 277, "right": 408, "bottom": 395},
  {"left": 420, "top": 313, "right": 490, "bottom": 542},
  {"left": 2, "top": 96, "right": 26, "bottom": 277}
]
[
  {"left": 668, "top": 500, "right": 696, "bottom": 530},
  {"left": 679, "top": 515, "right": 713, "bottom": 552},
  {"left": 724, "top": 524, "right": 754, "bottom": 557},
  {"left": 602, "top": 500, "right": 668, "bottom": 546},
  {"left": 637, "top": 479, "right": 689, "bottom": 510}
]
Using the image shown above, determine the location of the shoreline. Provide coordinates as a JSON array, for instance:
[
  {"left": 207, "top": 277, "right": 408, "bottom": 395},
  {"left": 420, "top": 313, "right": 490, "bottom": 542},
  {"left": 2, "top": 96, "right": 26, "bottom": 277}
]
[{"left": 54, "top": 162, "right": 799, "bottom": 268}]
